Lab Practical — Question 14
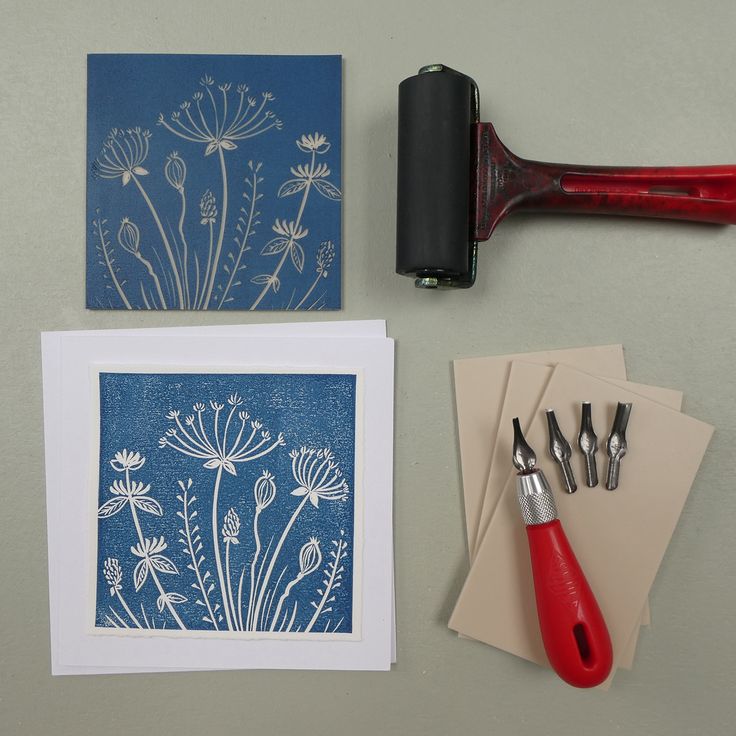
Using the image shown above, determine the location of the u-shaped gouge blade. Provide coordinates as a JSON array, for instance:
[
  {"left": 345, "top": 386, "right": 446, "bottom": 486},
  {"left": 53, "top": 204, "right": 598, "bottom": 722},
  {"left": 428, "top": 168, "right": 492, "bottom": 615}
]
[{"left": 545, "top": 409, "right": 577, "bottom": 493}]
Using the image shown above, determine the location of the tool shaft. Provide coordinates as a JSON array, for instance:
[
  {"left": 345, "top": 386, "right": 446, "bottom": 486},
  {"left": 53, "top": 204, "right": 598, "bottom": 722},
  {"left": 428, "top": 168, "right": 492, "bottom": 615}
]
[{"left": 473, "top": 123, "right": 736, "bottom": 241}]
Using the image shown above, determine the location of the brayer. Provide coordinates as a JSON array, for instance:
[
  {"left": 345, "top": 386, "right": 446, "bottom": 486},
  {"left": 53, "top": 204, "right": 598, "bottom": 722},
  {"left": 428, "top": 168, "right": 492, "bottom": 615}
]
[{"left": 396, "top": 64, "right": 736, "bottom": 288}]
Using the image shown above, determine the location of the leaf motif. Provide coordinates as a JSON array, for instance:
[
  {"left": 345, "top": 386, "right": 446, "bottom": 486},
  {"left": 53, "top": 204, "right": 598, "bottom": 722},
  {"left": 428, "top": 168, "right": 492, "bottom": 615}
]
[
  {"left": 121, "top": 171, "right": 131, "bottom": 186},
  {"left": 150, "top": 554, "right": 179, "bottom": 575},
  {"left": 222, "top": 460, "right": 237, "bottom": 476},
  {"left": 290, "top": 242, "right": 305, "bottom": 273},
  {"left": 277, "top": 179, "right": 308, "bottom": 198},
  {"left": 309, "top": 492, "right": 320, "bottom": 508},
  {"left": 220, "top": 139, "right": 238, "bottom": 151},
  {"left": 204, "top": 141, "right": 218, "bottom": 156},
  {"left": 166, "top": 592, "right": 187, "bottom": 604},
  {"left": 133, "top": 559, "right": 149, "bottom": 591},
  {"left": 203, "top": 459, "right": 221, "bottom": 469},
  {"left": 250, "top": 274, "right": 273, "bottom": 285},
  {"left": 290, "top": 487, "right": 308, "bottom": 497},
  {"left": 313, "top": 179, "right": 342, "bottom": 201},
  {"left": 97, "top": 497, "right": 127, "bottom": 518},
  {"left": 133, "top": 166, "right": 148, "bottom": 176},
  {"left": 260, "top": 237, "right": 289, "bottom": 256},
  {"left": 134, "top": 496, "right": 163, "bottom": 516},
  {"left": 156, "top": 593, "right": 166, "bottom": 613}
]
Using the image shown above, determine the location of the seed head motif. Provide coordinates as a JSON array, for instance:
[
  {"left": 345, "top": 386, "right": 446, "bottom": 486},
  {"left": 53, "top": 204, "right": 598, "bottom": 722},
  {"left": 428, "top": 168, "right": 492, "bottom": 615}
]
[
  {"left": 164, "top": 152, "right": 187, "bottom": 191},
  {"left": 157, "top": 76, "right": 283, "bottom": 156},
  {"left": 92, "top": 127, "right": 151, "bottom": 186},
  {"left": 298, "top": 537, "right": 322, "bottom": 576},
  {"left": 117, "top": 218, "right": 140, "bottom": 255}
]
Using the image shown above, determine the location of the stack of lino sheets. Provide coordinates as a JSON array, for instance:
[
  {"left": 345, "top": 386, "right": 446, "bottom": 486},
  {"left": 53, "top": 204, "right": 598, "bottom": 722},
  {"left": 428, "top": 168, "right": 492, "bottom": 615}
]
[
  {"left": 448, "top": 345, "right": 714, "bottom": 687},
  {"left": 42, "top": 320, "right": 395, "bottom": 674}
]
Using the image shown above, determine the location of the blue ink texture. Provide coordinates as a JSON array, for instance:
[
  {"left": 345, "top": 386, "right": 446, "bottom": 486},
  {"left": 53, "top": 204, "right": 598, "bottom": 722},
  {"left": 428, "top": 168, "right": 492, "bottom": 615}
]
[
  {"left": 87, "top": 54, "right": 342, "bottom": 311},
  {"left": 96, "top": 372, "right": 356, "bottom": 635}
]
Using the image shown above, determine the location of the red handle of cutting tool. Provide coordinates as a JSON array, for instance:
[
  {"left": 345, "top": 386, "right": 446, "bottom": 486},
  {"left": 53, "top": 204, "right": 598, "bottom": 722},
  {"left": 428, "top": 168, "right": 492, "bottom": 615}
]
[
  {"left": 474, "top": 123, "right": 736, "bottom": 239},
  {"left": 526, "top": 519, "right": 613, "bottom": 688}
]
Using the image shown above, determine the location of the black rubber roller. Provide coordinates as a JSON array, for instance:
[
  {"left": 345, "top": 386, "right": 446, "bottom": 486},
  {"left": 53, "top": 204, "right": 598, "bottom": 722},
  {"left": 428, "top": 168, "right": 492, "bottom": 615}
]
[{"left": 396, "top": 66, "right": 476, "bottom": 287}]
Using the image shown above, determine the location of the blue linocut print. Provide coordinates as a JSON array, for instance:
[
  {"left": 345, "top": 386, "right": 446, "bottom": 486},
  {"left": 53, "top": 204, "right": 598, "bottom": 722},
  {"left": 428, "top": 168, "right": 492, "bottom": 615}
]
[
  {"left": 87, "top": 54, "right": 342, "bottom": 311},
  {"left": 96, "top": 372, "right": 357, "bottom": 636}
]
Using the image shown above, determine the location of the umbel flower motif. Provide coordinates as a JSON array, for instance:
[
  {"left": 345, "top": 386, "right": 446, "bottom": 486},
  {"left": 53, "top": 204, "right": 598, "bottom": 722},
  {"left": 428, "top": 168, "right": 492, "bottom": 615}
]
[
  {"left": 92, "top": 127, "right": 151, "bottom": 186},
  {"left": 289, "top": 447, "right": 349, "bottom": 507},
  {"left": 110, "top": 449, "right": 145, "bottom": 472},
  {"left": 157, "top": 75, "right": 283, "bottom": 156},
  {"left": 159, "top": 393, "right": 285, "bottom": 475}
]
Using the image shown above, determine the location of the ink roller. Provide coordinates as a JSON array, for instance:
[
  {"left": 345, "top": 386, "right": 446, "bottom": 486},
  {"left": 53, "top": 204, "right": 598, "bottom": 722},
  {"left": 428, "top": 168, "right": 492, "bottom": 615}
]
[{"left": 396, "top": 64, "right": 736, "bottom": 288}]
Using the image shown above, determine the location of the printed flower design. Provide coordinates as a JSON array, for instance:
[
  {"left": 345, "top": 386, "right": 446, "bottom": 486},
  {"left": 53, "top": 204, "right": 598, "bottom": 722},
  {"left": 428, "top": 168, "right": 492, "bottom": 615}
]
[
  {"left": 316, "top": 241, "right": 335, "bottom": 278},
  {"left": 164, "top": 152, "right": 187, "bottom": 191},
  {"left": 98, "top": 477, "right": 163, "bottom": 519},
  {"left": 253, "top": 470, "right": 277, "bottom": 510},
  {"left": 298, "top": 537, "right": 322, "bottom": 576},
  {"left": 222, "top": 507, "right": 241, "bottom": 544},
  {"left": 159, "top": 393, "right": 284, "bottom": 475},
  {"left": 103, "top": 557, "right": 123, "bottom": 596},
  {"left": 117, "top": 218, "right": 141, "bottom": 255},
  {"left": 289, "top": 447, "right": 349, "bottom": 507},
  {"left": 199, "top": 190, "right": 217, "bottom": 225},
  {"left": 277, "top": 135, "right": 341, "bottom": 201},
  {"left": 130, "top": 537, "right": 179, "bottom": 591},
  {"left": 157, "top": 76, "right": 282, "bottom": 156},
  {"left": 297, "top": 132, "right": 330, "bottom": 153},
  {"left": 271, "top": 219, "right": 308, "bottom": 240},
  {"left": 110, "top": 449, "right": 145, "bottom": 472},
  {"left": 92, "top": 128, "right": 151, "bottom": 186}
]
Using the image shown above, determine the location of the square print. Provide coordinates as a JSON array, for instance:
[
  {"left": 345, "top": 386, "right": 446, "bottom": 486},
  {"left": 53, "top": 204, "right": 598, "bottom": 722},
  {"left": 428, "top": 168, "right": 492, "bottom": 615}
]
[
  {"left": 93, "top": 370, "right": 360, "bottom": 638},
  {"left": 87, "top": 54, "right": 342, "bottom": 311}
]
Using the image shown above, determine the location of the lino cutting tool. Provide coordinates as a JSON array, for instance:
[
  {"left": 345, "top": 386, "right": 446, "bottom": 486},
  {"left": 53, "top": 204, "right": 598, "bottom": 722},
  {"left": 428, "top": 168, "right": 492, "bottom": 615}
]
[
  {"left": 512, "top": 418, "right": 613, "bottom": 688},
  {"left": 545, "top": 409, "right": 577, "bottom": 493},
  {"left": 578, "top": 402, "right": 599, "bottom": 488},
  {"left": 606, "top": 402, "right": 632, "bottom": 491},
  {"left": 396, "top": 64, "right": 736, "bottom": 288}
]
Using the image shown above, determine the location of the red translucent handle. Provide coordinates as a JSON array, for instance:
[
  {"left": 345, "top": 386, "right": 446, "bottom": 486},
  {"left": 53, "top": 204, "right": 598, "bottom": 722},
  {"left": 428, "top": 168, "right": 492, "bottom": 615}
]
[
  {"left": 473, "top": 123, "right": 736, "bottom": 239},
  {"left": 526, "top": 520, "right": 613, "bottom": 688}
]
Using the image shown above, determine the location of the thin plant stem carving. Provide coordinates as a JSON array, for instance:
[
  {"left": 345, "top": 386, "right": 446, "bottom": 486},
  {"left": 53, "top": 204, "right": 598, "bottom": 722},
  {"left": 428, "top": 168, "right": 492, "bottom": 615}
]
[
  {"left": 97, "top": 450, "right": 186, "bottom": 629},
  {"left": 103, "top": 557, "right": 142, "bottom": 628},
  {"left": 93, "top": 128, "right": 185, "bottom": 309},
  {"left": 176, "top": 479, "right": 221, "bottom": 629},
  {"left": 306, "top": 531, "right": 348, "bottom": 632},
  {"left": 160, "top": 396, "right": 285, "bottom": 632},
  {"left": 93, "top": 212, "right": 132, "bottom": 309},
  {"left": 117, "top": 218, "right": 168, "bottom": 309},
  {"left": 251, "top": 447, "right": 348, "bottom": 630},
  {"left": 269, "top": 537, "right": 321, "bottom": 632},
  {"left": 294, "top": 240, "right": 335, "bottom": 310},
  {"left": 218, "top": 162, "right": 262, "bottom": 309},
  {"left": 250, "top": 133, "right": 341, "bottom": 310},
  {"left": 245, "top": 470, "right": 276, "bottom": 630},
  {"left": 157, "top": 77, "right": 282, "bottom": 309}
]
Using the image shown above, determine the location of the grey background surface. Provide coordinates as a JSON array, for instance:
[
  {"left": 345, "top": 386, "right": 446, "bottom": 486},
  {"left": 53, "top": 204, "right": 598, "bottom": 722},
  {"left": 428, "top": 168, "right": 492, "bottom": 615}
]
[{"left": 2, "top": 1, "right": 735, "bottom": 734}]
